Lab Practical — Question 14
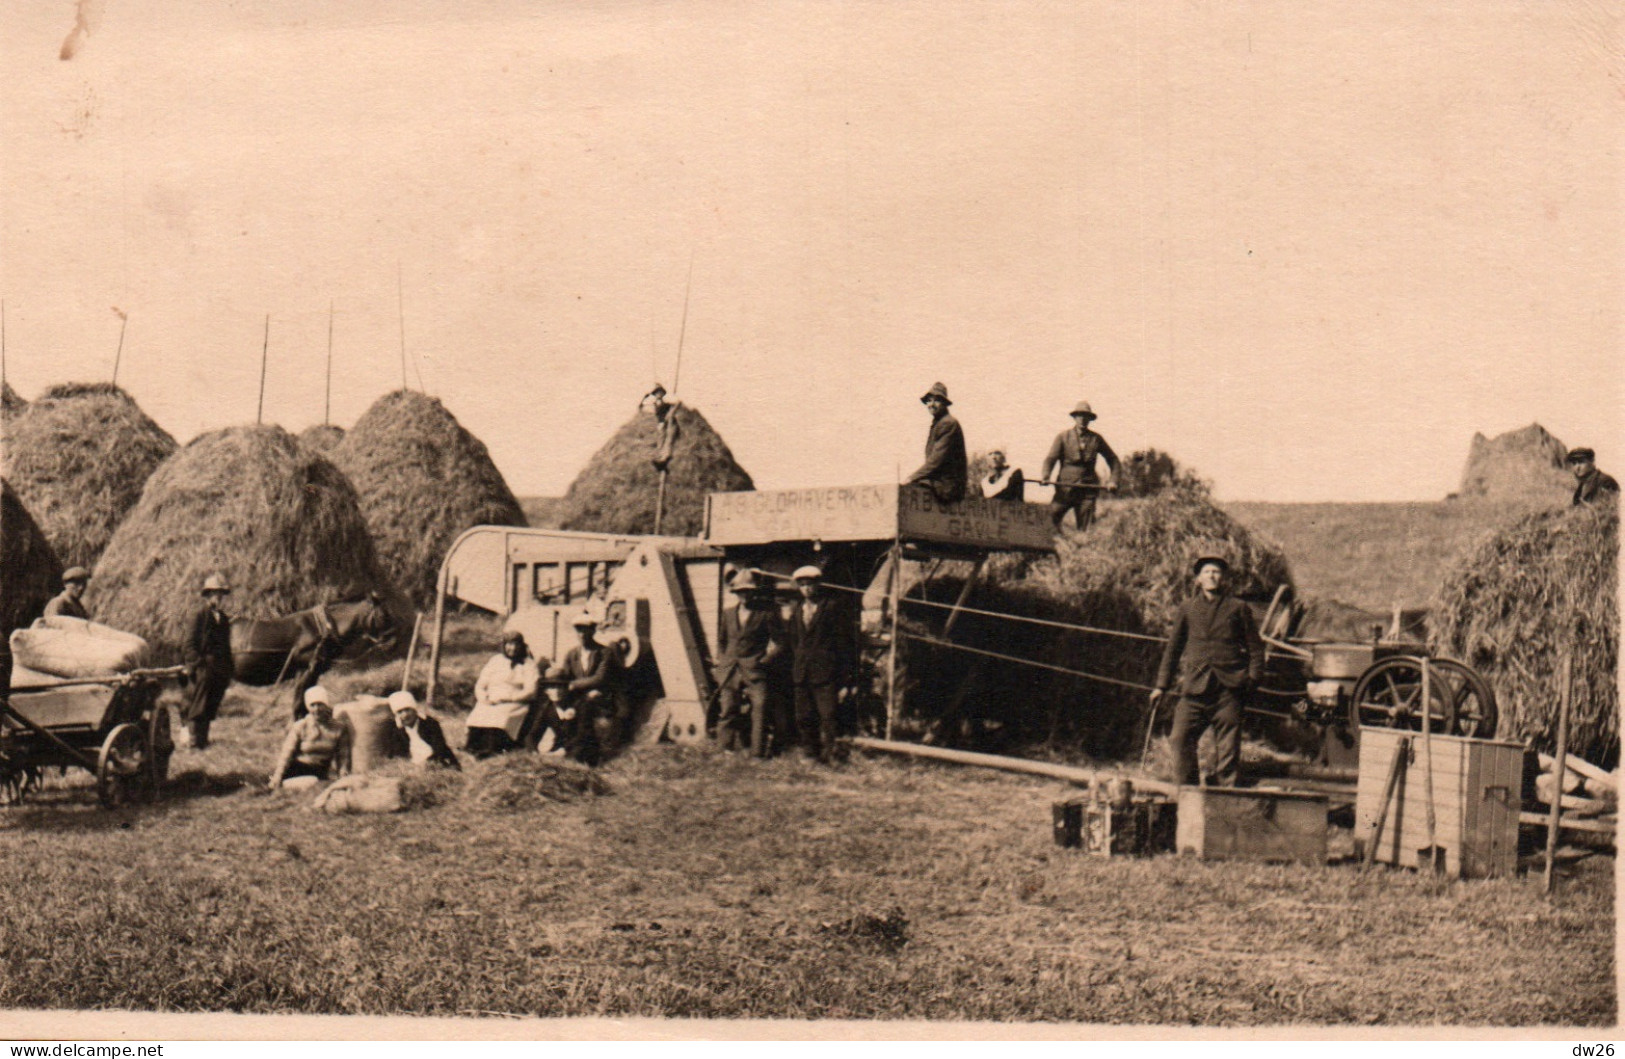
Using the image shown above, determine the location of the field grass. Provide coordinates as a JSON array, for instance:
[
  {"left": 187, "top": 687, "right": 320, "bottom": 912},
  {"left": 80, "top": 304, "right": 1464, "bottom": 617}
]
[
  {"left": 1222, "top": 499, "right": 1555, "bottom": 612},
  {"left": 0, "top": 646, "right": 1611, "bottom": 1027}
]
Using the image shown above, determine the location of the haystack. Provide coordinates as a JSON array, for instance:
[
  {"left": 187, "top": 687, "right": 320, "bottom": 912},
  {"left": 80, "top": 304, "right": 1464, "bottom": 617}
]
[
  {"left": 330, "top": 391, "right": 526, "bottom": 608},
  {"left": 90, "top": 425, "right": 398, "bottom": 660},
  {"left": 1, "top": 382, "right": 24, "bottom": 414},
  {"left": 1, "top": 480, "right": 61, "bottom": 635},
  {"left": 560, "top": 403, "right": 752, "bottom": 536},
  {"left": 3, "top": 382, "right": 177, "bottom": 570},
  {"left": 297, "top": 424, "right": 345, "bottom": 455},
  {"left": 1455, "top": 423, "right": 1572, "bottom": 503},
  {"left": 1430, "top": 503, "right": 1617, "bottom": 765}
]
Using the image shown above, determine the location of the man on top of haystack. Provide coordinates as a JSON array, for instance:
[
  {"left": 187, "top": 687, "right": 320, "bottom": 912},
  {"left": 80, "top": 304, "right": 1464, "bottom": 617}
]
[
  {"left": 907, "top": 382, "right": 967, "bottom": 503},
  {"left": 43, "top": 567, "right": 92, "bottom": 620},
  {"left": 640, "top": 383, "right": 682, "bottom": 473},
  {"left": 1041, "top": 401, "right": 1120, "bottom": 531},
  {"left": 1568, "top": 447, "right": 1619, "bottom": 507}
]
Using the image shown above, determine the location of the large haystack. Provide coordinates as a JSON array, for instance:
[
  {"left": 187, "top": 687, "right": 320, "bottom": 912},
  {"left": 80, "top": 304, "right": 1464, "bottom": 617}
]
[
  {"left": 3, "top": 382, "right": 177, "bottom": 570},
  {"left": 560, "top": 403, "right": 752, "bottom": 536},
  {"left": 90, "top": 425, "right": 397, "bottom": 660},
  {"left": 330, "top": 391, "right": 526, "bottom": 608},
  {"left": 297, "top": 423, "right": 346, "bottom": 455},
  {"left": 1430, "top": 503, "right": 1617, "bottom": 765},
  {"left": 1, "top": 480, "right": 61, "bottom": 636},
  {"left": 1456, "top": 423, "right": 1572, "bottom": 503},
  {"left": 1, "top": 382, "right": 25, "bottom": 414}
]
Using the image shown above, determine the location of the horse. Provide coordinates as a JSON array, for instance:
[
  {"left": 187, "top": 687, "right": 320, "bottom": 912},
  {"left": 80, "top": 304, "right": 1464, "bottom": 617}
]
[{"left": 230, "top": 594, "right": 399, "bottom": 689}]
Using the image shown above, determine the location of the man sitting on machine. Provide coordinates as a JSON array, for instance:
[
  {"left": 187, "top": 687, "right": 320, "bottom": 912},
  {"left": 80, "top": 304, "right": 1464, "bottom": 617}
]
[{"left": 551, "top": 611, "right": 627, "bottom": 766}]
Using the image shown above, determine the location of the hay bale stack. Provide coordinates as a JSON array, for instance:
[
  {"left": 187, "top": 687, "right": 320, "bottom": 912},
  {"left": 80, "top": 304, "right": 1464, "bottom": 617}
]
[
  {"left": 1430, "top": 503, "right": 1618, "bottom": 765},
  {"left": 297, "top": 424, "right": 345, "bottom": 455},
  {"left": 1, "top": 480, "right": 62, "bottom": 636},
  {"left": 560, "top": 403, "right": 752, "bottom": 536},
  {"left": 1456, "top": 423, "right": 1572, "bottom": 503},
  {"left": 331, "top": 390, "right": 526, "bottom": 608},
  {"left": 2, "top": 383, "right": 177, "bottom": 570},
  {"left": 90, "top": 425, "right": 397, "bottom": 660}
]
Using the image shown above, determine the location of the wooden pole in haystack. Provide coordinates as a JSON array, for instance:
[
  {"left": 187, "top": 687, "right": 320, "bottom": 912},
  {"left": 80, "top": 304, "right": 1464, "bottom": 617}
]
[
  {"left": 2, "top": 299, "right": 7, "bottom": 390},
  {"left": 653, "top": 256, "right": 695, "bottom": 536},
  {"left": 397, "top": 261, "right": 409, "bottom": 391},
  {"left": 400, "top": 611, "right": 424, "bottom": 693},
  {"left": 324, "top": 299, "right": 335, "bottom": 427},
  {"left": 1546, "top": 650, "right": 1573, "bottom": 895},
  {"left": 256, "top": 314, "right": 270, "bottom": 426},
  {"left": 111, "top": 307, "right": 128, "bottom": 385}
]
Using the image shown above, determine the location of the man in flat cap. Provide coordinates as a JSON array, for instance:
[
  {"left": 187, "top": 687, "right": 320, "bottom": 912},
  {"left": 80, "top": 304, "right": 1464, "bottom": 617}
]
[
  {"left": 1150, "top": 554, "right": 1264, "bottom": 788},
  {"left": 1568, "top": 448, "right": 1619, "bottom": 507},
  {"left": 787, "top": 565, "right": 855, "bottom": 764},
  {"left": 713, "top": 571, "right": 785, "bottom": 755},
  {"left": 906, "top": 382, "right": 967, "bottom": 504},
  {"left": 43, "top": 567, "right": 93, "bottom": 621},
  {"left": 1041, "top": 401, "right": 1120, "bottom": 531}
]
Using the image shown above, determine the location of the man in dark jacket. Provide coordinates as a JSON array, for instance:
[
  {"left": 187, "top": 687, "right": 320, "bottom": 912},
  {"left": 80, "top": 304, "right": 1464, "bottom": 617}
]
[
  {"left": 1569, "top": 447, "right": 1620, "bottom": 507},
  {"left": 43, "top": 568, "right": 92, "bottom": 621},
  {"left": 906, "top": 382, "right": 967, "bottom": 503},
  {"left": 556, "top": 611, "right": 626, "bottom": 765},
  {"left": 787, "top": 565, "right": 855, "bottom": 764},
  {"left": 1150, "top": 555, "right": 1264, "bottom": 788},
  {"left": 714, "top": 572, "right": 784, "bottom": 755},
  {"left": 1041, "top": 401, "right": 1120, "bottom": 530},
  {"left": 184, "top": 574, "right": 235, "bottom": 750}
]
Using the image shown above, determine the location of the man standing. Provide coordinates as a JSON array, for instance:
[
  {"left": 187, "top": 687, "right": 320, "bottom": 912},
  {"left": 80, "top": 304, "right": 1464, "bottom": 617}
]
[
  {"left": 1041, "top": 401, "right": 1120, "bottom": 530},
  {"left": 1150, "top": 554, "right": 1264, "bottom": 788},
  {"left": 906, "top": 382, "right": 967, "bottom": 504},
  {"left": 787, "top": 566, "right": 854, "bottom": 764},
  {"left": 184, "top": 574, "right": 235, "bottom": 750},
  {"left": 980, "top": 448, "right": 1026, "bottom": 501},
  {"left": 1568, "top": 447, "right": 1620, "bottom": 507},
  {"left": 43, "top": 567, "right": 92, "bottom": 620},
  {"left": 713, "top": 572, "right": 784, "bottom": 755}
]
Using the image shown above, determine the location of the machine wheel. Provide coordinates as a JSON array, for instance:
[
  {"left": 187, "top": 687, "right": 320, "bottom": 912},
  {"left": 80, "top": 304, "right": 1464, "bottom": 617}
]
[
  {"left": 97, "top": 723, "right": 150, "bottom": 809},
  {"left": 1427, "top": 658, "right": 1498, "bottom": 739},
  {"left": 1350, "top": 657, "right": 1457, "bottom": 734}
]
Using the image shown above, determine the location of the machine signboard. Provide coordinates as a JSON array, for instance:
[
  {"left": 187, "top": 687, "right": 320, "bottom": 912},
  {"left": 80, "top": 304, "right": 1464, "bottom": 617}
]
[{"left": 705, "top": 485, "right": 1054, "bottom": 551}]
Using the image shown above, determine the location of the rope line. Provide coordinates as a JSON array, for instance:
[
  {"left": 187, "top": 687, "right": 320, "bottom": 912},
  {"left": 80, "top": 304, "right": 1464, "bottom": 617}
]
[
  {"left": 745, "top": 568, "right": 1168, "bottom": 645},
  {"left": 901, "top": 632, "right": 1158, "bottom": 693}
]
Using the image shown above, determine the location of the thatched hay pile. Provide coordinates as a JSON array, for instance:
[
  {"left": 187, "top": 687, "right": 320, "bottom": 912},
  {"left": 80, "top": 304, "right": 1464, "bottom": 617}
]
[
  {"left": 1455, "top": 423, "right": 1572, "bottom": 504},
  {"left": 1, "top": 480, "right": 61, "bottom": 635},
  {"left": 331, "top": 391, "right": 526, "bottom": 608},
  {"left": 463, "top": 752, "right": 609, "bottom": 811},
  {"left": 3, "top": 382, "right": 177, "bottom": 570},
  {"left": 882, "top": 481, "right": 1293, "bottom": 759},
  {"left": 560, "top": 403, "right": 752, "bottom": 537},
  {"left": 1, "top": 382, "right": 25, "bottom": 414},
  {"left": 91, "top": 425, "right": 397, "bottom": 660},
  {"left": 297, "top": 424, "right": 345, "bottom": 455},
  {"left": 1430, "top": 503, "right": 1618, "bottom": 765}
]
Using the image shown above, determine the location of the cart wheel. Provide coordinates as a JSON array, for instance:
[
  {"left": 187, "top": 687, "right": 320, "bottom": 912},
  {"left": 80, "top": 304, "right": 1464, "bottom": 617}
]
[
  {"left": 1350, "top": 656, "right": 1457, "bottom": 734},
  {"left": 97, "top": 723, "right": 149, "bottom": 809},
  {"left": 147, "top": 702, "right": 174, "bottom": 791},
  {"left": 1427, "top": 658, "right": 1498, "bottom": 739}
]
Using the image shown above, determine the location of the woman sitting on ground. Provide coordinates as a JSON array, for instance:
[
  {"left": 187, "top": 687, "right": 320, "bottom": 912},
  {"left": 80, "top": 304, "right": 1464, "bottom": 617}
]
[
  {"left": 269, "top": 685, "right": 352, "bottom": 789},
  {"left": 387, "top": 690, "right": 461, "bottom": 770},
  {"left": 465, "top": 630, "right": 543, "bottom": 758}
]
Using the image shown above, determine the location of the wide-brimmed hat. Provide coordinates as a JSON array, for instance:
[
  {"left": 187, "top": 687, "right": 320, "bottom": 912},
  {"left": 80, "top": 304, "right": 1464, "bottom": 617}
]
[
  {"left": 202, "top": 574, "right": 232, "bottom": 594},
  {"left": 920, "top": 382, "right": 952, "bottom": 406},
  {"left": 792, "top": 565, "right": 823, "bottom": 582},
  {"left": 730, "top": 572, "right": 758, "bottom": 593},
  {"left": 570, "top": 610, "right": 599, "bottom": 629},
  {"left": 387, "top": 690, "right": 418, "bottom": 715},
  {"left": 1070, "top": 401, "right": 1097, "bottom": 420},
  {"left": 62, "top": 566, "right": 91, "bottom": 584},
  {"left": 1568, "top": 447, "right": 1597, "bottom": 464}
]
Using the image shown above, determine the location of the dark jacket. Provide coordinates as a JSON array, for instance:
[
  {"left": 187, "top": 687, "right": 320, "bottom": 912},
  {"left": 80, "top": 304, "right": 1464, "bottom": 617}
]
[
  {"left": 1042, "top": 427, "right": 1120, "bottom": 488},
  {"left": 189, "top": 606, "right": 233, "bottom": 669},
  {"left": 715, "top": 600, "right": 783, "bottom": 684},
  {"left": 1574, "top": 468, "right": 1620, "bottom": 507},
  {"left": 788, "top": 594, "right": 854, "bottom": 686},
  {"left": 908, "top": 413, "right": 967, "bottom": 503},
  {"left": 562, "top": 643, "right": 620, "bottom": 694},
  {"left": 43, "top": 593, "right": 90, "bottom": 621},
  {"left": 399, "top": 714, "right": 461, "bottom": 770},
  {"left": 1154, "top": 593, "right": 1264, "bottom": 697}
]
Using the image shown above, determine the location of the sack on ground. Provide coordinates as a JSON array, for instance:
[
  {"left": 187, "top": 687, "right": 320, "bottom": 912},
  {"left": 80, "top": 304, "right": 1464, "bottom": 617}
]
[
  {"left": 313, "top": 774, "right": 403, "bottom": 814},
  {"left": 337, "top": 694, "right": 407, "bottom": 773}
]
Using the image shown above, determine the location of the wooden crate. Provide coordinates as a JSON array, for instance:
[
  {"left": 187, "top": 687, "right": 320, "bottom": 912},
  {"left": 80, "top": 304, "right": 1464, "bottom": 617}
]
[
  {"left": 1355, "top": 726, "right": 1525, "bottom": 878},
  {"left": 1175, "top": 786, "right": 1328, "bottom": 865},
  {"left": 1053, "top": 798, "right": 1176, "bottom": 857}
]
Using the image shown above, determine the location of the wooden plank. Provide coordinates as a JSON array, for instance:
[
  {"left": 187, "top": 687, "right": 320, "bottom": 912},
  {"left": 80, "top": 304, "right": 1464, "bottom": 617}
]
[
  {"left": 1538, "top": 752, "right": 1618, "bottom": 791},
  {"left": 1520, "top": 811, "right": 1616, "bottom": 837},
  {"left": 848, "top": 736, "right": 1178, "bottom": 797}
]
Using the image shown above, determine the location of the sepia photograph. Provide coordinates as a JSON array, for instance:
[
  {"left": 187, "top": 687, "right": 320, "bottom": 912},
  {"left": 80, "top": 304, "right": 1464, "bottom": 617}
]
[{"left": 0, "top": 0, "right": 1617, "bottom": 1040}]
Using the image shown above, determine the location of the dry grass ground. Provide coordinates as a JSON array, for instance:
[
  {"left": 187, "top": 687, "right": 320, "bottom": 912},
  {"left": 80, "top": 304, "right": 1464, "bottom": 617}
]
[{"left": 0, "top": 645, "right": 1611, "bottom": 1026}]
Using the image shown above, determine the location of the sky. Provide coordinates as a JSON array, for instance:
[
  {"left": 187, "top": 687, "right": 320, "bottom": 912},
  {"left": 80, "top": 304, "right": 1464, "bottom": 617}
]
[{"left": 1, "top": 0, "right": 1618, "bottom": 502}]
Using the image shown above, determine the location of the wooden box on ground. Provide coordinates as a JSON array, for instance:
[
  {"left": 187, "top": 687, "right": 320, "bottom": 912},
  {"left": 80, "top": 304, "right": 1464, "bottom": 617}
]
[
  {"left": 1355, "top": 726, "right": 1524, "bottom": 878},
  {"left": 1175, "top": 786, "right": 1328, "bottom": 865},
  {"left": 1053, "top": 797, "right": 1176, "bottom": 857}
]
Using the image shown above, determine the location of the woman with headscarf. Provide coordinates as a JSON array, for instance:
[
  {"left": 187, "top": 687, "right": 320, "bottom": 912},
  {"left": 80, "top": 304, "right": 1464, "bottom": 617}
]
[
  {"left": 465, "top": 630, "right": 542, "bottom": 758},
  {"left": 268, "top": 685, "right": 352, "bottom": 788}
]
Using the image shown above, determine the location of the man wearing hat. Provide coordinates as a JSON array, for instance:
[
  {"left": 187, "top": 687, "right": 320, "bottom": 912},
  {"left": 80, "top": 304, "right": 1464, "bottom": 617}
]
[
  {"left": 787, "top": 565, "right": 855, "bottom": 764},
  {"left": 183, "top": 574, "right": 235, "bottom": 750},
  {"left": 555, "top": 611, "right": 627, "bottom": 765},
  {"left": 1150, "top": 553, "right": 1264, "bottom": 788},
  {"left": 1040, "top": 401, "right": 1121, "bottom": 530},
  {"left": 43, "top": 567, "right": 93, "bottom": 621},
  {"left": 906, "top": 382, "right": 968, "bottom": 504},
  {"left": 1568, "top": 447, "right": 1619, "bottom": 507},
  {"left": 713, "top": 572, "right": 785, "bottom": 755},
  {"left": 466, "top": 630, "right": 543, "bottom": 758},
  {"left": 387, "top": 691, "right": 460, "bottom": 770}
]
